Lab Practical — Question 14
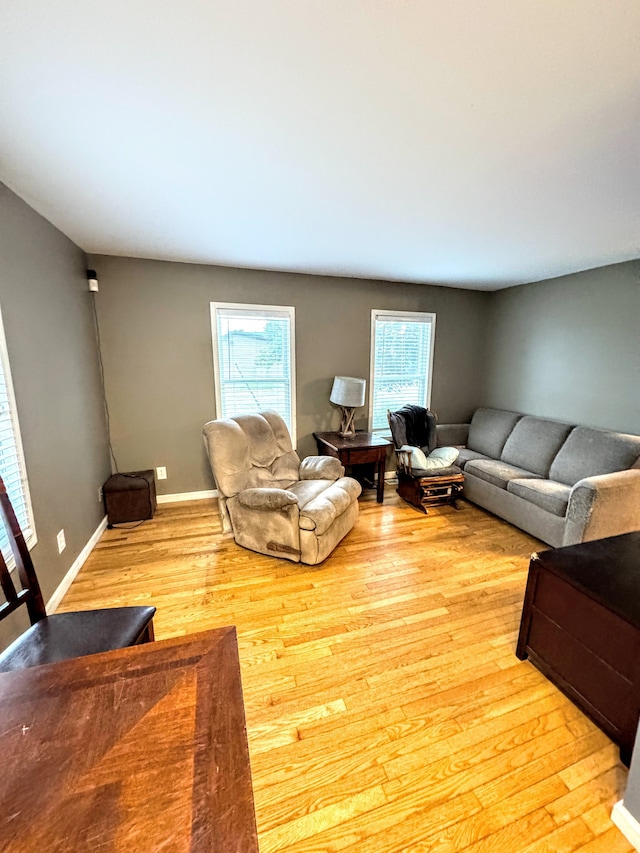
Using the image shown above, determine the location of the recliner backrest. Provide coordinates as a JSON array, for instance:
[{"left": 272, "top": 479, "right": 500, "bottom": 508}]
[{"left": 203, "top": 411, "right": 301, "bottom": 497}]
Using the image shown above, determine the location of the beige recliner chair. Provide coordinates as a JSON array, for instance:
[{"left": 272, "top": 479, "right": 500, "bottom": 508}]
[{"left": 203, "top": 411, "right": 362, "bottom": 565}]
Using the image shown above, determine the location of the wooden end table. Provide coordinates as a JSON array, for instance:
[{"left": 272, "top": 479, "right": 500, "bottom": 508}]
[
  {"left": 313, "top": 431, "right": 391, "bottom": 503},
  {"left": 516, "top": 532, "right": 640, "bottom": 765}
]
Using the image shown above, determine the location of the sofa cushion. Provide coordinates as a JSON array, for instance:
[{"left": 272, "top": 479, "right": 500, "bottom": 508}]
[
  {"left": 465, "top": 459, "right": 541, "bottom": 490},
  {"left": 467, "top": 408, "right": 522, "bottom": 458},
  {"left": 501, "top": 416, "right": 573, "bottom": 477},
  {"left": 549, "top": 427, "right": 640, "bottom": 486},
  {"left": 507, "top": 479, "right": 571, "bottom": 517},
  {"left": 455, "top": 448, "right": 490, "bottom": 470}
]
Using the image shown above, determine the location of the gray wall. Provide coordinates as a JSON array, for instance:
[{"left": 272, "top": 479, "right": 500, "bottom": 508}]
[
  {"left": 0, "top": 184, "right": 111, "bottom": 644},
  {"left": 89, "top": 255, "right": 491, "bottom": 495},
  {"left": 484, "top": 261, "right": 640, "bottom": 434}
]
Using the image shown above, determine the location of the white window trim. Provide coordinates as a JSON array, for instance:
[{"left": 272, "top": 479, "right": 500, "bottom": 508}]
[
  {"left": 368, "top": 308, "right": 437, "bottom": 433},
  {"left": 210, "top": 302, "right": 297, "bottom": 444},
  {"left": 0, "top": 304, "right": 37, "bottom": 564}
]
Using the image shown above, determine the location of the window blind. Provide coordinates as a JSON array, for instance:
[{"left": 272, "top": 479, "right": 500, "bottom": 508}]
[
  {"left": 0, "top": 307, "right": 36, "bottom": 565},
  {"left": 370, "top": 311, "right": 435, "bottom": 431},
  {"left": 211, "top": 304, "right": 295, "bottom": 435}
]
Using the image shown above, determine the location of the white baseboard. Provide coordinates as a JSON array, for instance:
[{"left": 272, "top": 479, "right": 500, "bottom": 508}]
[
  {"left": 612, "top": 800, "right": 640, "bottom": 851},
  {"left": 46, "top": 515, "right": 109, "bottom": 614},
  {"left": 157, "top": 489, "right": 218, "bottom": 504}
]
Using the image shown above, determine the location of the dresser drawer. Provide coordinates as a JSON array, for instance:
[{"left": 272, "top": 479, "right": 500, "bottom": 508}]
[
  {"left": 528, "top": 611, "right": 639, "bottom": 739},
  {"left": 534, "top": 570, "right": 639, "bottom": 680}
]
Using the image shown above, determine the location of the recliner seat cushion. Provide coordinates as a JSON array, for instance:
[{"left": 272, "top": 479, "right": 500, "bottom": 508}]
[
  {"left": 465, "top": 459, "right": 541, "bottom": 490},
  {"left": 501, "top": 416, "right": 573, "bottom": 477},
  {"left": 467, "top": 409, "right": 522, "bottom": 458},
  {"left": 288, "top": 479, "right": 338, "bottom": 508},
  {"left": 549, "top": 426, "right": 640, "bottom": 486},
  {"left": 507, "top": 478, "right": 571, "bottom": 517}
]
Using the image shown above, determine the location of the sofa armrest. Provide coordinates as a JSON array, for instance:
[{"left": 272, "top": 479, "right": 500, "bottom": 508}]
[
  {"left": 237, "top": 487, "right": 299, "bottom": 511},
  {"left": 563, "top": 469, "right": 640, "bottom": 546},
  {"left": 299, "top": 456, "right": 344, "bottom": 481},
  {"left": 436, "top": 423, "right": 470, "bottom": 447}
]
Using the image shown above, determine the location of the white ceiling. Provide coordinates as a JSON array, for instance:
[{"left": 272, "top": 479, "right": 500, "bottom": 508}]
[{"left": 1, "top": 1, "right": 639, "bottom": 290}]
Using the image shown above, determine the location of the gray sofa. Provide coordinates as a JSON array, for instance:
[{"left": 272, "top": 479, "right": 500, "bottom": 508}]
[{"left": 437, "top": 408, "right": 640, "bottom": 547}]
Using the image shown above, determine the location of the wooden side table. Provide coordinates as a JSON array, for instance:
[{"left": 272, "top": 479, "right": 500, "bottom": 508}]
[
  {"left": 516, "top": 532, "right": 640, "bottom": 765},
  {"left": 313, "top": 431, "right": 391, "bottom": 503}
]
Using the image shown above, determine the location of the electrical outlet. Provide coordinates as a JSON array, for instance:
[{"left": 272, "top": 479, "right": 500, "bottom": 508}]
[
  {"left": 56, "top": 529, "right": 66, "bottom": 554},
  {"left": 98, "top": 486, "right": 103, "bottom": 503},
  {"left": 156, "top": 466, "right": 167, "bottom": 480}
]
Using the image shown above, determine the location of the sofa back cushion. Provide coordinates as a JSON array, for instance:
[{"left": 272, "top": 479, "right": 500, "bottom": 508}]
[
  {"left": 549, "top": 426, "right": 640, "bottom": 486},
  {"left": 467, "top": 408, "right": 522, "bottom": 459},
  {"left": 501, "top": 416, "right": 573, "bottom": 477}
]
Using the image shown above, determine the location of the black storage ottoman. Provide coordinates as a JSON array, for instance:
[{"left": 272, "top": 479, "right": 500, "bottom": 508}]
[{"left": 104, "top": 470, "right": 156, "bottom": 527}]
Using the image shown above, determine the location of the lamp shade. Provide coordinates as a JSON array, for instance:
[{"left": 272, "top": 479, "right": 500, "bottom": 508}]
[{"left": 330, "top": 376, "right": 366, "bottom": 408}]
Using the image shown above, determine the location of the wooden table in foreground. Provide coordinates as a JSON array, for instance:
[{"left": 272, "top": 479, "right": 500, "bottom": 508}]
[
  {"left": 314, "top": 431, "right": 391, "bottom": 503},
  {"left": 517, "top": 531, "right": 640, "bottom": 765},
  {"left": 0, "top": 627, "right": 258, "bottom": 853}
]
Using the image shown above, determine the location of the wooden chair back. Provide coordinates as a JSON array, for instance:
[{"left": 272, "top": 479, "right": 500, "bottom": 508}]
[{"left": 0, "top": 476, "right": 46, "bottom": 626}]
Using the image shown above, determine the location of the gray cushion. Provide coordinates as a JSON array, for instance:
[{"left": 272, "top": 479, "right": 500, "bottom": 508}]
[
  {"left": 501, "top": 416, "right": 573, "bottom": 477},
  {"left": 507, "top": 478, "right": 571, "bottom": 517},
  {"left": 467, "top": 408, "right": 522, "bottom": 458},
  {"left": 455, "top": 448, "right": 491, "bottom": 470},
  {"left": 549, "top": 427, "right": 640, "bottom": 486},
  {"left": 465, "top": 459, "right": 541, "bottom": 489}
]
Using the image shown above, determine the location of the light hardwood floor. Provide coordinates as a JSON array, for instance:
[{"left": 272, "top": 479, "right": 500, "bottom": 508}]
[{"left": 60, "top": 488, "right": 633, "bottom": 852}]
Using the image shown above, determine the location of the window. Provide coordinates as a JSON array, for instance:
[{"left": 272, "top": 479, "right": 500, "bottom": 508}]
[
  {"left": 211, "top": 303, "right": 296, "bottom": 437},
  {"left": 369, "top": 309, "right": 436, "bottom": 432},
  {"left": 0, "top": 305, "right": 36, "bottom": 565}
]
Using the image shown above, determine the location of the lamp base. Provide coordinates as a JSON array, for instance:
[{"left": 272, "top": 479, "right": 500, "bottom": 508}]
[{"left": 338, "top": 407, "right": 357, "bottom": 436}]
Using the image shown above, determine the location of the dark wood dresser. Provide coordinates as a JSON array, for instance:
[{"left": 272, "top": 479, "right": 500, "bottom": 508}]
[{"left": 516, "top": 532, "right": 640, "bottom": 765}]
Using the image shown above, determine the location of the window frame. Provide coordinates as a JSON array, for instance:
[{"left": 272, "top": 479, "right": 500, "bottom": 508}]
[
  {"left": 210, "top": 302, "right": 297, "bottom": 442},
  {"left": 368, "top": 308, "right": 437, "bottom": 433},
  {"left": 0, "top": 304, "right": 37, "bottom": 566}
]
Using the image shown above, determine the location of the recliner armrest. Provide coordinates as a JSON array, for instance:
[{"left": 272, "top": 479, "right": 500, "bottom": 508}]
[
  {"left": 299, "top": 477, "right": 362, "bottom": 535},
  {"left": 237, "top": 488, "right": 299, "bottom": 511},
  {"left": 299, "top": 456, "right": 344, "bottom": 481},
  {"left": 563, "top": 469, "right": 640, "bottom": 546}
]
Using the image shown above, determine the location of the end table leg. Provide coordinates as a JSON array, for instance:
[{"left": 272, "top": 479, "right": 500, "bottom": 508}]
[{"left": 377, "top": 457, "right": 385, "bottom": 503}]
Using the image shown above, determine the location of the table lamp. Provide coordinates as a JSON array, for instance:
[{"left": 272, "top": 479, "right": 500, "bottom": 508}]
[{"left": 330, "top": 376, "right": 366, "bottom": 436}]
